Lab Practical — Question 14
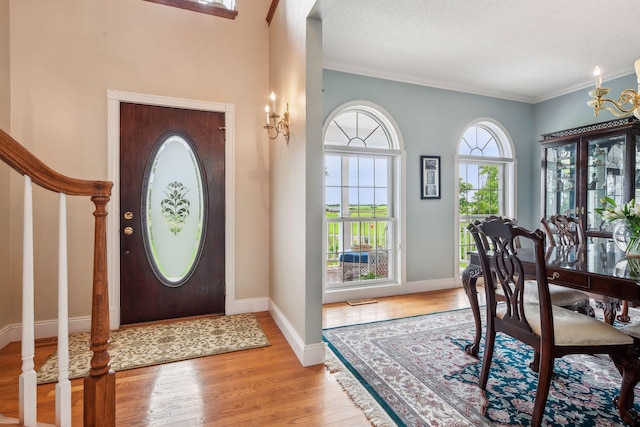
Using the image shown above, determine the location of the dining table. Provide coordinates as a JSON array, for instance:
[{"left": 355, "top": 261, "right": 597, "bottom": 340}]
[{"left": 461, "top": 237, "right": 640, "bottom": 426}]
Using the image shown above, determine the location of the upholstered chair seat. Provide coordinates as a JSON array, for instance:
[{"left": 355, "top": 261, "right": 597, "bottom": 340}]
[
  {"left": 497, "top": 303, "right": 633, "bottom": 346},
  {"left": 495, "top": 280, "right": 592, "bottom": 313}
]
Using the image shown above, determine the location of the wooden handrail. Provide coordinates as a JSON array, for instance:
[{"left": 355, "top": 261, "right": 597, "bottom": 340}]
[
  {"left": 0, "top": 128, "right": 115, "bottom": 426},
  {"left": 0, "top": 129, "right": 112, "bottom": 197}
]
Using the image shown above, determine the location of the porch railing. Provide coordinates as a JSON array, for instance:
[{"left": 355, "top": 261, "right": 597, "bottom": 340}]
[{"left": 0, "top": 128, "right": 114, "bottom": 426}]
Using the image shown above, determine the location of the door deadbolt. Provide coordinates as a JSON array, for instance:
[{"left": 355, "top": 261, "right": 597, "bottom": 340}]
[
  {"left": 123, "top": 226, "right": 134, "bottom": 235},
  {"left": 124, "top": 211, "right": 134, "bottom": 220}
]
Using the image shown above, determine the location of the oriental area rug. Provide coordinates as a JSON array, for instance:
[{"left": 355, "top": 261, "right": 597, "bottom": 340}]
[
  {"left": 37, "top": 313, "right": 270, "bottom": 384},
  {"left": 323, "top": 308, "right": 639, "bottom": 427}
]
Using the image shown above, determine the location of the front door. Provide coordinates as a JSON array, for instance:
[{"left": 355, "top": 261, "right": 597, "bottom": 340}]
[{"left": 119, "top": 102, "right": 225, "bottom": 324}]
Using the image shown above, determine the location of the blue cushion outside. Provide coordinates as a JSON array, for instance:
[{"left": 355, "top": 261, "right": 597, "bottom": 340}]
[{"left": 340, "top": 252, "right": 369, "bottom": 263}]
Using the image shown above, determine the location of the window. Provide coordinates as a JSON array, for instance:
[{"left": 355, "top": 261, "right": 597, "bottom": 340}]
[
  {"left": 457, "top": 121, "right": 515, "bottom": 271},
  {"left": 323, "top": 104, "right": 402, "bottom": 291},
  {"left": 144, "top": 0, "right": 238, "bottom": 19}
]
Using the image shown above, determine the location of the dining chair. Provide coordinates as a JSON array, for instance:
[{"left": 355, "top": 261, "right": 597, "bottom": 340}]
[
  {"left": 540, "top": 215, "right": 595, "bottom": 317},
  {"left": 542, "top": 214, "right": 631, "bottom": 322},
  {"left": 469, "top": 217, "right": 634, "bottom": 426},
  {"left": 540, "top": 214, "right": 586, "bottom": 246},
  {"left": 473, "top": 216, "right": 593, "bottom": 316}
]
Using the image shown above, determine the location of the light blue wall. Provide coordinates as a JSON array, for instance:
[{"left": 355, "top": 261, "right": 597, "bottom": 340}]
[
  {"left": 323, "top": 70, "right": 535, "bottom": 282},
  {"left": 323, "top": 70, "right": 638, "bottom": 284}
]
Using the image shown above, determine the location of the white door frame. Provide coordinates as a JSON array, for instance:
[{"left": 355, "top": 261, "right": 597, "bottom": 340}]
[{"left": 106, "top": 90, "right": 236, "bottom": 329}]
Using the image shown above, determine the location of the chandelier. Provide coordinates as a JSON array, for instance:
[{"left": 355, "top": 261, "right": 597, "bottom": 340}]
[{"left": 588, "top": 59, "right": 640, "bottom": 119}]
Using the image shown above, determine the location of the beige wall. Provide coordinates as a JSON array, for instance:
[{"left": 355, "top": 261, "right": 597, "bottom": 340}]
[
  {"left": 268, "top": 0, "right": 324, "bottom": 364},
  {"left": 7, "top": 0, "right": 271, "bottom": 323},
  {"left": 0, "top": 0, "right": 11, "bottom": 331}
]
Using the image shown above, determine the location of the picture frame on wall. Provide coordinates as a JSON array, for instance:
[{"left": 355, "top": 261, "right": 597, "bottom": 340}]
[{"left": 420, "top": 155, "right": 441, "bottom": 199}]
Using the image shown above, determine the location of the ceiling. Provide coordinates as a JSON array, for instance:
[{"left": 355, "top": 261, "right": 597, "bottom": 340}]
[{"left": 321, "top": 0, "right": 640, "bottom": 103}]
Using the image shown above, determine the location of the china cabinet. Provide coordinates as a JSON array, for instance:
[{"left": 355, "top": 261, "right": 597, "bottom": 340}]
[{"left": 540, "top": 117, "right": 640, "bottom": 238}]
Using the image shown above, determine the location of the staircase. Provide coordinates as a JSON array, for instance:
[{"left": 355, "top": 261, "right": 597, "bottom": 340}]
[{"left": 0, "top": 129, "right": 114, "bottom": 426}]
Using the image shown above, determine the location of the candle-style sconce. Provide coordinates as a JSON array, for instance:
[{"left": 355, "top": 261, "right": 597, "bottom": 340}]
[{"left": 264, "top": 92, "right": 290, "bottom": 143}]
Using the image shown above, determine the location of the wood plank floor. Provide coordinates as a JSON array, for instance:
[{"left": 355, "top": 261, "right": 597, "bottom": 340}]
[{"left": 0, "top": 287, "right": 473, "bottom": 426}]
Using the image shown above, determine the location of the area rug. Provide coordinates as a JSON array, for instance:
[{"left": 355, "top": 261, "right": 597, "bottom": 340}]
[
  {"left": 37, "top": 313, "right": 270, "bottom": 384},
  {"left": 323, "top": 308, "right": 639, "bottom": 427}
]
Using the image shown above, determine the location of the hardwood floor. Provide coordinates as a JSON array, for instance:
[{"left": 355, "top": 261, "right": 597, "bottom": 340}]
[{"left": 0, "top": 287, "right": 472, "bottom": 426}]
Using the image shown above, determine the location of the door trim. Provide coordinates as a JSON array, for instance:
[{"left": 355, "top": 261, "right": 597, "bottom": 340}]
[{"left": 107, "top": 90, "right": 236, "bottom": 329}]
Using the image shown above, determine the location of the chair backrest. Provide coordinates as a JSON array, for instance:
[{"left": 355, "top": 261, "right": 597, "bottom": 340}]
[
  {"left": 470, "top": 215, "right": 521, "bottom": 250},
  {"left": 540, "top": 214, "right": 586, "bottom": 246},
  {"left": 468, "top": 217, "right": 553, "bottom": 339}
]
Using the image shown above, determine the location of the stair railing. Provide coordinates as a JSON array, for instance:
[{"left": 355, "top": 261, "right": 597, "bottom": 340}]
[{"left": 0, "top": 128, "right": 114, "bottom": 426}]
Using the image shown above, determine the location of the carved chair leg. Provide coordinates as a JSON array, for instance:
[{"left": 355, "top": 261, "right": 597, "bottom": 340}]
[
  {"left": 611, "top": 350, "right": 640, "bottom": 427},
  {"left": 595, "top": 297, "right": 621, "bottom": 325},
  {"left": 576, "top": 302, "right": 595, "bottom": 318},
  {"left": 529, "top": 351, "right": 540, "bottom": 373},
  {"left": 618, "top": 300, "right": 631, "bottom": 323},
  {"left": 479, "top": 324, "right": 496, "bottom": 390},
  {"left": 531, "top": 352, "right": 554, "bottom": 427},
  {"left": 462, "top": 265, "right": 483, "bottom": 357}
]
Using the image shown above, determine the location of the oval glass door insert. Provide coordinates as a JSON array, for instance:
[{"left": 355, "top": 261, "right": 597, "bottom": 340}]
[{"left": 143, "top": 134, "right": 205, "bottom": 287}]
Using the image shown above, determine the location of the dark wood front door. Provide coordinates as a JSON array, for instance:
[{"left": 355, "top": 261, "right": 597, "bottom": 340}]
[{"left": 119, "top": 102, "right": 225, "bottom": 324}]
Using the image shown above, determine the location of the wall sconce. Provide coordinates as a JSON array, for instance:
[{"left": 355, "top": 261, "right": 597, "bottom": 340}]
[
  {"left": 264, "top": 92, "right": 290, "bottom": 143},
  {"left": 588, "top": 59, "right": 640, "bottom": 119}
]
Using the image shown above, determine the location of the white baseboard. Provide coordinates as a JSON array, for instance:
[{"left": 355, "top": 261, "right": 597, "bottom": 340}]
[
  {"left": 406, "top": 277, "right": 460, "bottom": 294},
  {"left": 0, "top": 316, "right": 92, "bottom": 350},
  {"left": 231, "top": 297, "right": 269, "bottom": 314},
  {"left": 324, "top": 277, "right": 460, "bottom": 304},
  {"left": 324, "top": 282, "right": 404, "bottom": 304},
  {"left": 268, "top": 299, "right": 325, "bottom": 367},
  {"left": 0, "top": 324, "right": 11, "bottom": 350}
]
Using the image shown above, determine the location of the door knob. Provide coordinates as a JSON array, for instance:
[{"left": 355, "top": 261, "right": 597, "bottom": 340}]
[{"left": 124, "top": 226, "right": 134, "bottom": 235}]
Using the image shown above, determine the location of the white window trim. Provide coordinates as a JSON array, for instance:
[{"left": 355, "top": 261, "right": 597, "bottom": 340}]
[
  {"left": 453, "top": 118, "right": 517, "bottom": 285},
  {"left": 322, "top": 101, "right": 406, "bottom": 303}
]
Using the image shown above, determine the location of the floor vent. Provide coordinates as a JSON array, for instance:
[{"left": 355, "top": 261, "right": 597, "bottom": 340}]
[{"left": 346, "top": 298, "right": 378, "bottom": 306}]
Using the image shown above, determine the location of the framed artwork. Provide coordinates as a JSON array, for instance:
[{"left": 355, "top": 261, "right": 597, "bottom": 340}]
[{"left": 420, "top": 155, "right": 441, "bottom": 199}]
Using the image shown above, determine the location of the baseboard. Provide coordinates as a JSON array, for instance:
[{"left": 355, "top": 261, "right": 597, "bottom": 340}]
[
  {"left": 406, "top": 277, "right": 460, "bottom": 294},
  {"left": 268, "top": 299, "right": 325, "bottom": 367},
  {"left": 324, "top": 282, "right": 404, "bottom": 304},
  {"left": 231, "top": 297, "right": 269, "bottom": 314},
  {"left": 0, "top": 323, "right": 11, "bottom": 350},
  {"left": 0, "top": 316, "right": 92, "bottom": 350},
  {"left": 324, "top": 277, "right": 460, "bottom": 304}
]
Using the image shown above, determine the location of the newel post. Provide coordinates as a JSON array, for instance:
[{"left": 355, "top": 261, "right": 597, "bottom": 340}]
[{"left": 83, "top": 193, "right": 115, "bottom": 427}]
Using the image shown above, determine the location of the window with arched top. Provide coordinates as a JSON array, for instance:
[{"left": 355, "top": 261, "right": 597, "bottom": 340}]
[
  {"left": 457, "top": 121, "right": 515, "bottom": 272},
  {"left": 323, "top": 104, "right": 402, "bottom": 296},
  {"left": 324, "top": 109, "right": 395, "bottom": 149}
]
